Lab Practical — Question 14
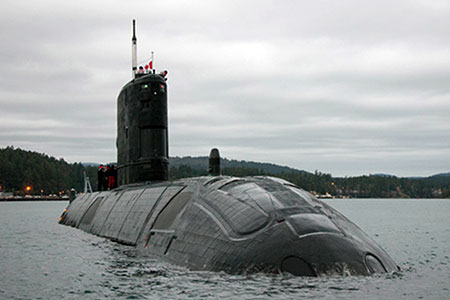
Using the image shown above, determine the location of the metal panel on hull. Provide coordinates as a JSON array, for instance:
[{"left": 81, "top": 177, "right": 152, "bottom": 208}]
[
  {"left": 145, "top": 190, "right": 194, "bottom": 256},
  {"left": 138, "top": 185, "right": 186, "bottom": 246},
  {"left": 255, "top": 178, "right": 318, "bottom": 211},
  {"left": 221, "top": 182, "right": 282, "bottom": 212},
  {"left": 287, "top": 213, "right": 342, "bottom": 236},
  {"left": 99, "top": 189, "right": 143, "bottom": 241},
  {"left": 202, "top": 188, "right": 269, "bottom": 235},
  {"left": 117, "top": 186, "right": 167, "bottom": 245},
  {"left": 152, "top": 191, "right": 193, "bottom": 230},
  {"left": 89, "top": 191, "right": 123, "bottom": 236},
  {"left": 163, "top": 202, "right": 284, "bottom": 273},
  {"left": 149, "top": 200, "right": 226, "bottom": 265},
  {"left": 79, "top": 196, "right": 104, "bottom": 231},
  {"left": 65, "top": 193, "right": 99, "bottom": 227}
]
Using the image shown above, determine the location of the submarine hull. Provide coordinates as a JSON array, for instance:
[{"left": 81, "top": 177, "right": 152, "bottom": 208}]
[{"left": 60, "top": 176, "right": 398, "bottom": 276}]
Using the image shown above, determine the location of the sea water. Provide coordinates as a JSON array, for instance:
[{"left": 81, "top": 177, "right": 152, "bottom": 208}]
[{"left": 0, "top": 199, "right": 449, "bottom": 299}]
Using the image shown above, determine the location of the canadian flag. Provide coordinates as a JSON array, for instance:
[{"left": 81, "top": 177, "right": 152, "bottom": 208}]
[{"left": 149, "top": 60, "right": 153, "bottom": 70}]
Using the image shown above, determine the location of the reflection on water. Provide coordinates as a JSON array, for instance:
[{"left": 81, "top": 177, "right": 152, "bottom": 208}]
[{"left": 0, "top": 200, "right": 449, "bottom": 299}]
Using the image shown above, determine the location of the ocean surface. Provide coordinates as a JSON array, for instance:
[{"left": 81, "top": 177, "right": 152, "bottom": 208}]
[{"left": 0, "top": 199, "right": 449, "bottom": 300}]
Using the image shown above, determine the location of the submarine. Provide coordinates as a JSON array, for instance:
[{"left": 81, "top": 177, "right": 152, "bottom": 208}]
[{"left": 59, "top": 20, "right": 399, "bottom": 276}]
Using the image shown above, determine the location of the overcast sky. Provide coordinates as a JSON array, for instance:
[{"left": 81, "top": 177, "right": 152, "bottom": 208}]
[{"left": 1, "top": 0, "right": 449, "bottom": 177}]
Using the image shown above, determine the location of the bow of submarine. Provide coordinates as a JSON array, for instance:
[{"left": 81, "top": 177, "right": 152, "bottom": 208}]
[{"left": 136, "top": 176, "right": 398, "bottom": 276}]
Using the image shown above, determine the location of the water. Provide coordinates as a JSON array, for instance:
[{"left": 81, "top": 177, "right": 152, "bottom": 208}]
[{"left": 0, "top": 199, "right": 449, "bottom": 299}]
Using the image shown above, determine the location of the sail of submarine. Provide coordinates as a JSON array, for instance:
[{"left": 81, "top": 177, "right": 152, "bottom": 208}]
[{"left": 59, "top": 20, "right": 399, "bottom": 276}]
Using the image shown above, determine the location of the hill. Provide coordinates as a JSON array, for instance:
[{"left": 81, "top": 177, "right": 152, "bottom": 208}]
[
  {"left": 0, "top": 146, "right": 97, "bottom": 195},
  {"left": 430, "top": 172, "right": 450, "bottom": 178},
  {"left": 169, "top": 156, "right": 450, "bottom": 198},
  {"left": 1, "top": 147, "right": 449, "bottom": 198},
  {"left": 170, "top": 156, "right": 305, "bottom": 174}
]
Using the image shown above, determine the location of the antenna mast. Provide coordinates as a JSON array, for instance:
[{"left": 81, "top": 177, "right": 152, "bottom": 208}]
[{"left": 132, "top": 19, "right": 137, "bottom": 78}]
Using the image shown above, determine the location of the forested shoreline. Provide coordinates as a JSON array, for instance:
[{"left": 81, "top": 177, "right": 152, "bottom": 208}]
[{"left": 1, "top": 147, "right": 449, "bottom": 198}]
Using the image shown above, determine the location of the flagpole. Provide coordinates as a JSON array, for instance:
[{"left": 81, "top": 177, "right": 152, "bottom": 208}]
[{"left": 151, "top": 51, "right": 155, "bottom": 74}]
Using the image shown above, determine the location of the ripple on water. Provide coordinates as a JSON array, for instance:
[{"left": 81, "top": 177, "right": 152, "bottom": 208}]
[{"left": 2, "top": 200, "right": 450, "bottom": 299}]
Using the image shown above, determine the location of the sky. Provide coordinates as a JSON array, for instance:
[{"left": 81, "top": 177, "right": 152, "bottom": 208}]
[{"left": 0, "top": 0, "right": 449, "bottom": 177}]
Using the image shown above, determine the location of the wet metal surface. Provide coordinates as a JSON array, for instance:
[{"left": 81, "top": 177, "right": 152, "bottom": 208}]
[{"left": 60, "top": 176, "right": 398, "bottom": 276}]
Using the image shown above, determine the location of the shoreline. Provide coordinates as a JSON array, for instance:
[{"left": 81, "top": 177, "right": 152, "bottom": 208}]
[{"left": 0, "top": 197, "right": 69, "bottom": 202}]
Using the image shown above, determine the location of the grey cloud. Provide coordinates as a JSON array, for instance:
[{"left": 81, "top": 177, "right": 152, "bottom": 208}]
[{"left": 0, "top": 0, "right": 449, "bottom": 177}]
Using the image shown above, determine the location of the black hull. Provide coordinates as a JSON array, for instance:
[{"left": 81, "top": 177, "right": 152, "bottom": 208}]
[{"left": 59, "top": 176, "right": 398, "bottom": 276}]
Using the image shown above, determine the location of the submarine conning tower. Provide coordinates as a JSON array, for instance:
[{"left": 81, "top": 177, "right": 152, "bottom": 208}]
[{"left": 117, "top": 20, "right": 169, "bottom": 185}]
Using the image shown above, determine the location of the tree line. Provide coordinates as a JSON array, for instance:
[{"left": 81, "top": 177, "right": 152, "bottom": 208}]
[
  {"left": 170, "top": 158, "right": 450, "bottom": 198},
  {"left": 1, "top": 147, "right": 449, "bottom": 198},
  {"left": 0, "top": 146, "right": 88, "bottom": 195}
]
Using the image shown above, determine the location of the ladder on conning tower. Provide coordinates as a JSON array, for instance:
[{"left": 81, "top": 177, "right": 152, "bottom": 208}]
[{"left": 83, "top": 171, "right": 93, "bottom": 193}]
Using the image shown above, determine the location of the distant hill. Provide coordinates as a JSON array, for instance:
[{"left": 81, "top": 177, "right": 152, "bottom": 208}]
[
  {"left": 169, "top": 156, "right": 308, "bottom": 175},
  {"left": 0, "top": 146, "right": 92, "bottom": 194},
  {"left": 1, "top": 147, "right": 449, "bottom": 198},
  {"left": 371, "top": 173, "right": 396, "bottom": 178},
  {"left": 430, "top": 172, "right": 450, "bottom": 178},
  {"left": 168, "top": 156, "right": 450, "bottom": 198},
  {"left": 82, "top": 162, "right": 100, "bottom": 167}
]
